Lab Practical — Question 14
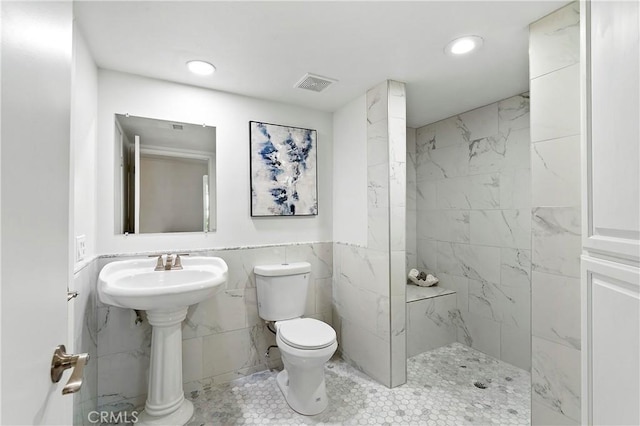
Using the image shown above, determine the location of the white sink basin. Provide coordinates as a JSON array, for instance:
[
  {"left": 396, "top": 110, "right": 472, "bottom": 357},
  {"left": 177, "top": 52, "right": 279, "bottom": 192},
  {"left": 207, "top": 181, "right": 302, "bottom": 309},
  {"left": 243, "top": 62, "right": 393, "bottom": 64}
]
[{"left": 98, "top": 256, "right": 228, "bottom": 311}]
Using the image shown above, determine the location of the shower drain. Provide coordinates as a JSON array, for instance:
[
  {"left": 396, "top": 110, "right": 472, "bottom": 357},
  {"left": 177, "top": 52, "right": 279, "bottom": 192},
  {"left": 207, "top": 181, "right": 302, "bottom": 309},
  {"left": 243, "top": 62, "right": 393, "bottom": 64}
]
[{"left": 474, "top": 381, "right": 488, "bottom": 389}]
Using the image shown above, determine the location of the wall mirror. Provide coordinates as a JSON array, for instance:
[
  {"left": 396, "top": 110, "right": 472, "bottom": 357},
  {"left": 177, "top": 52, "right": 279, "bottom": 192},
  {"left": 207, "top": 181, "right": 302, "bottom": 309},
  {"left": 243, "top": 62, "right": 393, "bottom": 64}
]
[{"left": 114, "top": 114, "right": 216, "bottom": 234}]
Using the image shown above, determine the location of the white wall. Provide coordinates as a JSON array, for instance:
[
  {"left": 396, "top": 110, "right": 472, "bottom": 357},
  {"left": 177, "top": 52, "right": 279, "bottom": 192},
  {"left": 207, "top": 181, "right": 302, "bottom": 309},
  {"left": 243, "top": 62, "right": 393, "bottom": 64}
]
[
  {"left": 97, "top": 70, "right": 333, "bottom": 254},
  {"left": 72, "top": 23, "right": 98, "bottom": 265},
  {"left": 332, "top": 94, "right": 367, "bottom": 245}
]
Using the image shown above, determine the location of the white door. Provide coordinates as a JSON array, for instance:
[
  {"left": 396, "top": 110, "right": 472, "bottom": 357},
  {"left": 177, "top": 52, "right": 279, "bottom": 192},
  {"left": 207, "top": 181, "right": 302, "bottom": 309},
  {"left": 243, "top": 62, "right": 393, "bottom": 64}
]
[
  {"left": 1, "top": 1, "right": 75, "bottom": 424},
  {"left": 581, "top": 1, "right": 640, "bottom": 424}
]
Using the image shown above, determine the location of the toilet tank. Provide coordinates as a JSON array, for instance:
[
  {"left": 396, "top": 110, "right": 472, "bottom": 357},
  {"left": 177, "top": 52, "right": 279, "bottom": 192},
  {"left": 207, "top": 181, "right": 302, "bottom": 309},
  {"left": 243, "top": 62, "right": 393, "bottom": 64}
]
[{"left": 254, "top": 262, "right": 311, "bottom": 321}]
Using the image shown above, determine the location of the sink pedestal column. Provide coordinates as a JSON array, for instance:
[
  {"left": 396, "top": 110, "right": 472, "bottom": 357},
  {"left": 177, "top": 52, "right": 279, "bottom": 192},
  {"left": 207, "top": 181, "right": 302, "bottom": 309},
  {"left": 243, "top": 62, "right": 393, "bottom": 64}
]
[{"left": 137, "top": 307, "right": 193, "bottom": 426}]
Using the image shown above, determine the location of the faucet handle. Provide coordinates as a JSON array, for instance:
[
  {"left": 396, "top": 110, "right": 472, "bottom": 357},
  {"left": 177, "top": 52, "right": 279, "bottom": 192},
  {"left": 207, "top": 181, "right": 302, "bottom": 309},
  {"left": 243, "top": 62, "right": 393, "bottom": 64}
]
[
  {"left": 164, "top": 254, "right": 174, "bottom": 270},
  {"left": 173, "top": 253, "right": 189, "bottom": 270},
  {"left": 148, "top": 254, "right": 164, "bottom": 271}
]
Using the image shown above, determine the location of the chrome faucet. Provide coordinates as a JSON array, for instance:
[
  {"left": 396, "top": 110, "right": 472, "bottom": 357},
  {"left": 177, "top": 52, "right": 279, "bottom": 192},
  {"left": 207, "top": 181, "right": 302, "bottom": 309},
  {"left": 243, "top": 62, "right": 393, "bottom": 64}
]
[{"left": 149, "top": 253, "right": 188, "bottom": 271}]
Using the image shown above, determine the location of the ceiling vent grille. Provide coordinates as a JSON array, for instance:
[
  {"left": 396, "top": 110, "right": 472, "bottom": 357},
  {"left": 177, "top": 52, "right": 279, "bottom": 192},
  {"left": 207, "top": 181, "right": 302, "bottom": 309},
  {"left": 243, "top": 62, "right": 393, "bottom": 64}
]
[
  {"left": 172, "top": 124, "right": 183, "bottom": 130},
  {"left": 294, "top": 73, "right": 337, "bottom": 93}
]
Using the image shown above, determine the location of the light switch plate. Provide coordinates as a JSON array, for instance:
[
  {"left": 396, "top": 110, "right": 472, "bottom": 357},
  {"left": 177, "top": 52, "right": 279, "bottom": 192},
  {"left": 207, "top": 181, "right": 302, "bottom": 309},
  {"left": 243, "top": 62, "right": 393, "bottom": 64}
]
[{"left": 75, "top": 235, "right": 86, "bottom": 262}]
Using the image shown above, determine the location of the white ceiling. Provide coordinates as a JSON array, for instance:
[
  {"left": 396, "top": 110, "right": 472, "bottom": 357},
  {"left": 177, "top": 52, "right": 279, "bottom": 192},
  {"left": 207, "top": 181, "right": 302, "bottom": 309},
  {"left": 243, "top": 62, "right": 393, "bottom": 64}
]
[{"left": 75, "top": 1, "right": 565, "bottom": 128}]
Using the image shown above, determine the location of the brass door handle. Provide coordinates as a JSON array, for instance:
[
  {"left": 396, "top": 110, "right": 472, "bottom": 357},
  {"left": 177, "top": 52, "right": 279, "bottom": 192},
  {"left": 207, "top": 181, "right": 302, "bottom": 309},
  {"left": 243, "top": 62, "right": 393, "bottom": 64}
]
[{"left": 50, "top": 345, "right": 90, "bottom": 395}]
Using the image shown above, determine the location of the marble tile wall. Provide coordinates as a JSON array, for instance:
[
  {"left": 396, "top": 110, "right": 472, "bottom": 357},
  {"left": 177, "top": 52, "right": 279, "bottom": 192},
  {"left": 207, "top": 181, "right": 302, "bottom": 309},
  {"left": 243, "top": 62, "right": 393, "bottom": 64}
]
[
  {"left": 414, "top": 93, "right": 532, "bottom": 371},
  {"left": 94, "top": 242, "right": 333, "bottom": 415},
  {"left": 72, "top": 259, "right": 99, "bottom": 425},
  {"left": 529, "top": 3, "right": 582, "bottom": 425},
  {"left": 406, "top": 128, "right": 417, "bottom": 276},
  {"left": 406, "top": 288, "right": 457, "bottom": 357},
  {"left": 333, "top": 80, "right": 406, "bottom": 388}
]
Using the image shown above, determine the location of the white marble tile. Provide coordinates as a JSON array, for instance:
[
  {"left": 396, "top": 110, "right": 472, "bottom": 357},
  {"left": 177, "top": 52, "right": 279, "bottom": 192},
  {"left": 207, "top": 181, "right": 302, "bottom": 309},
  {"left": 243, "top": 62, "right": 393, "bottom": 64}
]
[
  {"left": 417, "top": 239, "right": 438, "bottom": 272},
  {"left": 501, "top": 323, "right": 531, "bottom": 371},
  {"left": 367, "top": 120, "right": 388, "bottom": 167},
  {"left": 407, "top": 294, "right": 457, "bottom": 357},
  {"left": 406, "top": 208, "right": 417, "bottom": 254},
  {"left": 416, "top": 181, "right": 437, "bottom": 211},
  {"left": 532, "top": 336, "right": 581, "bottom": 422},
  {"left": 367, "top": 207, "right": 389, "bottom": 251},
  {"left": 503, "top": 127, "right": 531, "bottom": 172},
  {"left": 532, "top": 207, "right": 582, "bottom": 278},
  {"left": 389, "top": 117, "right": 407, "bottom": 164},
  {"left": 389, "top": 161, "right": 406, "bottom": 208},
  {"left": 500, "top": 168, "right": 531, "bottom": 210},
  {"left": 183, "top": 289, "right": 247, "bottom": 338},
  {"left": 532, "top": 401, "right": 580, "bottom": 426},
  {"left": 388, "top": 80, "right": 406, "bottom": 120},
  {"left": 202, "top": 327, "right": 261, "bottom": 378},
  {"left": 244, "top": 287, "right": 260, "bottom": 327},
  {"left": 437, "top": 242, "right": 501, "bottom": 284},
  {"left": 416, "top": 143, "right": 469, "bottom": 181},
  {"left": 97, "top": 349, "right": 149, "bottom": 401},
  {"left": 529, "top": 2, "right": 580, "bottom": 79},
  {"left": 437, "top": 174, "right": 500, "bottom": 210},
  {"left": 390, "top": 206, "right": 405, "bottom": 253},
  {"left": 438, "top": 273, "right": 469, "bottom": 311},
  {"left": 438, "top": 210, "right": 470, "bottom": 243},
  {"left": 389, "top": 250, "right": 406, "bottom": 297},
  {"left": 458, "top": 103, "right": 499, "bottom": 141},
  {"left": 359, "top": 248, "right": 390, "bottom": 296},
  {"left": 336, "top": 276, "right": 385, "bottom": 338},
  {"left": 532, "top": 271, "right": 581, "bottom": 350},
  {"left": 97, "top": 307, "right": 151, "bottom": 357},
  {"left": 501, "top": 248, "right": 532, "bottom": 287},
  {"left": 531, "top": 135, "right": 581, "bottom": 207},
  {"left": 417, "top": 210, "right": 438, "bottom": 241},
  {"left": 469, "top": 128, "right": 531, "bottom": 174},
  {"left": 432, "top": 116, "right": 467, "bottom": 148},
  {"left": 368, "top": 163, "right": 389, "bottom": 209},
  {"left": 366, "top": 81, "right": 388, "bottom": 124},
  {"left": 416, "top": 122, "right": 436, "bottom": 153},
  {"left": 315, "top": 277, "right": 333, "bottom": 314},
  {"left": 340, "top": 317, "right": 391, "bottom": 387},
  {"left": 452, "top": 309, "right": 501, "bottom": 359},
  {"left": 470, "top": 209, "right": 531, "bottom": 249},
  {"left": 214, "top": 246, "right": 286, "bottom": 290},
  {"left": 468, "top": 280, "right": 530, "bottom": 330},
  {"left": 530, "top": 63, "right": 580, "bottom": 142},
  {"left": 376, "top": 295, "right": 390, "bottom": 339},
  {"left": 284, "top": 242, "right": 333, "bottom": 280},
  {"left": 182, "top": 337, "right": 203, "bottom": 383},
  {"left": 498, "top": 93, "right": 530, "bottom": 133}
]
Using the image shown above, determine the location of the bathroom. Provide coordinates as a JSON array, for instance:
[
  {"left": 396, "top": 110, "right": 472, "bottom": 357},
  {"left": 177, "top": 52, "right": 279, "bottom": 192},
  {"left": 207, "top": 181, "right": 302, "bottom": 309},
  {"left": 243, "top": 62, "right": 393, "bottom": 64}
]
[{"left": 1, "top": 1, "right": 638, "bottom": 425}]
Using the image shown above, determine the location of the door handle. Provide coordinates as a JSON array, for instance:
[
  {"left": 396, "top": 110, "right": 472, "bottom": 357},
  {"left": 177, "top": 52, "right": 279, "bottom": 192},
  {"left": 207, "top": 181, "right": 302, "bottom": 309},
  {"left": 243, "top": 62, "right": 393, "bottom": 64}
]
[{"left": 50, "top": 345, "right": 90, "bottom": 395}]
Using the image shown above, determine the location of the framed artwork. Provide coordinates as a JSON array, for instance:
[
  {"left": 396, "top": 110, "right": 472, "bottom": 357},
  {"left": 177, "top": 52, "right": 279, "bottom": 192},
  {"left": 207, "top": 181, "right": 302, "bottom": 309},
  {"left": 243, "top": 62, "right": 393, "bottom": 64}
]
[{"left": 249, "top": 121, "right": 318, "bottom": 216}]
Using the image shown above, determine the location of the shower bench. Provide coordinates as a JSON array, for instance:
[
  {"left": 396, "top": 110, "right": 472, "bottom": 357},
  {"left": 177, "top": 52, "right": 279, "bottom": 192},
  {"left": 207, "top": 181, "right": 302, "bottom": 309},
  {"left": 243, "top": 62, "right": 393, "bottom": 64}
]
[{"left": 406, "top": 284, "right": 458, "bottom": 357}]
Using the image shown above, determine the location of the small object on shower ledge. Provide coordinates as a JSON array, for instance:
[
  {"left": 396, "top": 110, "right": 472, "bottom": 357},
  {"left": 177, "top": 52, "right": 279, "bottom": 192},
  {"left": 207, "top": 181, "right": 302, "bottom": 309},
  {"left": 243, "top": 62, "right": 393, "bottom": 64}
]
[{"left": 407, "top": 268, "right": 439, "bottom": 287}]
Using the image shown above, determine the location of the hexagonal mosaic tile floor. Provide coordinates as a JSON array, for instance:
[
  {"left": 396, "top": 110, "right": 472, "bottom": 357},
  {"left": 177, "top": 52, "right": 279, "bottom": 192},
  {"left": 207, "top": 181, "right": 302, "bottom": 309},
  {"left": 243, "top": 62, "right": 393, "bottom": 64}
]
[{"left": 186, "top": 343, "right": 530, "bottom": 425}]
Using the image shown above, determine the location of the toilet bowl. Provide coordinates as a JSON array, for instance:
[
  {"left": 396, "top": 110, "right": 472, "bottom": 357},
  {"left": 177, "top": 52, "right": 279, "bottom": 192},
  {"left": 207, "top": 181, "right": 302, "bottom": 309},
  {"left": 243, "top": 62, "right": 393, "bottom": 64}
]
[
  {"left": 253, "top": 262, "right": 338, "bottom": 415},
  {"left": 274, "top": 318, "right": 338, "bottom": 415}
]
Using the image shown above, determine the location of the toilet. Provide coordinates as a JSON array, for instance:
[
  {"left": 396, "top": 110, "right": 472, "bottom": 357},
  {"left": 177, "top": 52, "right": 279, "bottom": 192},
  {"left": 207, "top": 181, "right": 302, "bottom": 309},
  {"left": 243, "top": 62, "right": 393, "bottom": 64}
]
[{"left": 254, "top": 262, "right": 337, "bottom": 416}]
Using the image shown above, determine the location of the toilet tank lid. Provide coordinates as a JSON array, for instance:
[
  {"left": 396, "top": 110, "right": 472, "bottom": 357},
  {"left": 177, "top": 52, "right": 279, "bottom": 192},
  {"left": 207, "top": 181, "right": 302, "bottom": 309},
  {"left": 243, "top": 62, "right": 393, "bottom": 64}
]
[{"left": 254, "top": 262, "right": 311, "bottom": 276}]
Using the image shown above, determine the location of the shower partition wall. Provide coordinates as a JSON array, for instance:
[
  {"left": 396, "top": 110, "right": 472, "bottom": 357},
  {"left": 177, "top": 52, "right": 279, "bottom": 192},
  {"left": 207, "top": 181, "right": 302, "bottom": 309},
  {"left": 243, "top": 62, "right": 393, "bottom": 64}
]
[{"left": 332, "top": 80, "right": 407, "bottom": 388}]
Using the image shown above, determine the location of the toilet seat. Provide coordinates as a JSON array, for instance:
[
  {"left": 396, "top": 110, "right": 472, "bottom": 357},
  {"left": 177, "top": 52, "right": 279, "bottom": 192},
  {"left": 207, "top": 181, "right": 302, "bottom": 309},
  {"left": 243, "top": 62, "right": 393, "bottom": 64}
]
[{"left": 277, "top": 318, "right": 336, "bottom": 350}]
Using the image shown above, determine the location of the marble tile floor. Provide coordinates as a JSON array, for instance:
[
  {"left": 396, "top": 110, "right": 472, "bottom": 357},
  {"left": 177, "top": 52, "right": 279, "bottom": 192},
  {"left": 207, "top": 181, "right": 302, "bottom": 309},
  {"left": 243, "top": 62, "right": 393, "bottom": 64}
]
[{"left": 185, "top": 343, "right": 530, "bottom": 425}]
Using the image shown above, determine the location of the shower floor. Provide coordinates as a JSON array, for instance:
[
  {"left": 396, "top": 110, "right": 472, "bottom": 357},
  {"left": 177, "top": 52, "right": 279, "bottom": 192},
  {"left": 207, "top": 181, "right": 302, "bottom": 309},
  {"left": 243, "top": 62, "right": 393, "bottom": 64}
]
[{"left": 186, "top": 342, "right": 530, "bottom": 425}]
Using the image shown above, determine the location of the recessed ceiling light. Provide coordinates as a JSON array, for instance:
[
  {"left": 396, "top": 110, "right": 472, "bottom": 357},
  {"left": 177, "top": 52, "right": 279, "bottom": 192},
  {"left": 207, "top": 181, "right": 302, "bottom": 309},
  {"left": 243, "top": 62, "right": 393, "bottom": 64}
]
[
  {"left": 186, "top": 60, "right": 215, "bottom": 76},
  {"left": 445, "top": 36, "right": 483, "bottom": 56}
]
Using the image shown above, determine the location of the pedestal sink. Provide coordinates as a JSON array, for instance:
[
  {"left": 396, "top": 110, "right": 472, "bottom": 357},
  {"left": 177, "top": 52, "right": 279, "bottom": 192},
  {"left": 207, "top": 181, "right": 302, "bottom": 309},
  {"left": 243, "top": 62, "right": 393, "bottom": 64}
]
[{"left": 98, "top": 256, "right": 227, "bottom": 425}]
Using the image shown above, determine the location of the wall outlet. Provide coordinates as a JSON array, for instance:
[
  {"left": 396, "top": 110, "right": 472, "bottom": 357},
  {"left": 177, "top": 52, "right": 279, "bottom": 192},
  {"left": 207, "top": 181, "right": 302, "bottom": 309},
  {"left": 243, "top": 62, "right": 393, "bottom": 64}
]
[{"left": 75, "top": 235, "right": 86, "bottom": 262}]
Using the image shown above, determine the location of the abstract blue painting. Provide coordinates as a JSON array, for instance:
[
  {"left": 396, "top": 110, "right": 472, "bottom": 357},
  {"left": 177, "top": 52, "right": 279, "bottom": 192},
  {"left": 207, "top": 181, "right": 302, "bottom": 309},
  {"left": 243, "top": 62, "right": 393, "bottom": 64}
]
[{"left": 250, "top": 121, "right": 318, "bottom": 216}]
